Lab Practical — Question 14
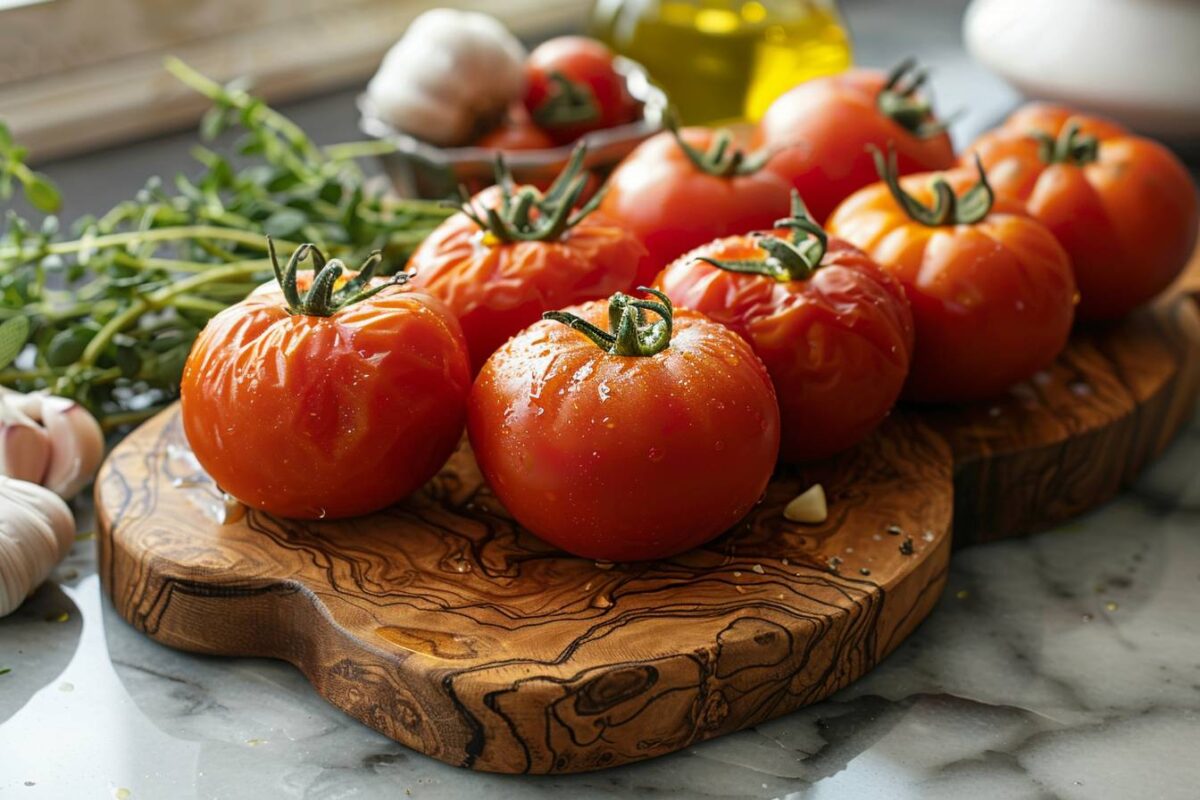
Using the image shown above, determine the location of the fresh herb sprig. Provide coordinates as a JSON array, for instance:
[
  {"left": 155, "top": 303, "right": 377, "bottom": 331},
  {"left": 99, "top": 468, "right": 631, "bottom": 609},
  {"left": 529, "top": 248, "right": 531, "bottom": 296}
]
[{"left": 0, "top": 59, "right": 449, "bottom": 431}]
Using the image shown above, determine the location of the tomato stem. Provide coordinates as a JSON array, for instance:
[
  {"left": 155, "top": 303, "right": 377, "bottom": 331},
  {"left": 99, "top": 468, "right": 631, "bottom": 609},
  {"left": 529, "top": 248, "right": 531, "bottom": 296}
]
[
  {"left": 697, "top": 191, "right": 828, "bottom": 281},
  {"left": 667, "top": 115, "right": 770, "bottom": 178},
  {"left": 1033, "top": 122, "right": 1100, "bottom": 166},
  {"left": 871, "top": 144, "right": 993, "bottom": 227},
  {"left": 530, "top": 70, "right": 601, "bottom": 129},
  {"left": 268, "top": 238, "right": 405, "bottom": 317},
  {"left": 452, "top": 145, "right": 605, "bottom": 244},
  {"left": 877, "top": 58, "right": 951, "bottom": 139},
  {"left": 544, "top": 287, "right": 673, "bottom": 357}
]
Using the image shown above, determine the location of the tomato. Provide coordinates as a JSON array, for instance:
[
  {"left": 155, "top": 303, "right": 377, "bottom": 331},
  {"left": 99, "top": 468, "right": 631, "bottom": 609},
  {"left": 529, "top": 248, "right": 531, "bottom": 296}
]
[
  {"left": 656, "top": 193, "right": 913, "bottom": 461},
  {"left": 181, "top": 244, "right": 471, "bottom": 519},
  {"left": 523, "top": 36, "right": 641, "bottom": 144},
  {"left": 469, "top": 289, "right": 780, "bottom": 561},
  {"left": 964, "top": 103, "right": 1198, "bottom": 320},
  {"left": 407, "top": 150, "right": 648, "bottom": 371},
  {"left": 827, "top": 151, "right": 1076, "bottom": 403},
  {"left": 476, "top": 106, "right": 556, "bottom": 151},
  {"left": 755, "top": 59, "right": 957, "bottom": 224},
  {"left": 599, "top": 126, "right": 793, "bottom": 286}
]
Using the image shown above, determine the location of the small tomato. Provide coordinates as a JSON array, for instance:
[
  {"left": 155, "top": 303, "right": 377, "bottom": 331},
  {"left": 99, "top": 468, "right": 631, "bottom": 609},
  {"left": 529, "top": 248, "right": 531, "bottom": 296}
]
[{"left": 523, "top": 36, "right": 641, "bottom": 144}]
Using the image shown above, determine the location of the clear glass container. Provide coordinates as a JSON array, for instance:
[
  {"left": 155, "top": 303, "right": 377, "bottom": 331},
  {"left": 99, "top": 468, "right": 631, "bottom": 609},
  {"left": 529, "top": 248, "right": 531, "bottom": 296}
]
[{"left": 590, "top": 0, "right": 853, "bottom": 125}]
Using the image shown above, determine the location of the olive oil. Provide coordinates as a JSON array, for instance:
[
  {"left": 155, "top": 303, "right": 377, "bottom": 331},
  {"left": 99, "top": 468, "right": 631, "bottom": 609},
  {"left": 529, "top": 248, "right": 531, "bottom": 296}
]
[{"left": 590, "top": 0, "right": 852, "bottom": 124}]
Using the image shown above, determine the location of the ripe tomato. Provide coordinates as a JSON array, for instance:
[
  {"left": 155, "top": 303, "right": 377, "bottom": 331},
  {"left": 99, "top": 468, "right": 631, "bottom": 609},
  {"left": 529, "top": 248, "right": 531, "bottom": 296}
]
[
  {"left": 523, "top": 36, "right": 641, "bottom": 144},
  {"left": 656, "top": 193, "right": 913, "bottom": 461},
  {"left": 469, "top": 289, "right": 780, "bottom": 561},
  {"left": 407, "top": 150, "right": 648, "bottom": 371},
  {"left": 181, "top": 243, "right": 471, "bottom": 519},
  {"left": 827, "top": 151, "right": 1076, "bottom": 403},
  {"left": 964, "top": 103, "right": 1199, "bottom": 320},
  {"left": 599, "top": 126, "right": 793, "bottom": 286},
  {"left": 476, "top": 108, "right": 556, "bottom": 151},
  {"left": 755, "top": 59, "right": 957, "bottom": 224}
]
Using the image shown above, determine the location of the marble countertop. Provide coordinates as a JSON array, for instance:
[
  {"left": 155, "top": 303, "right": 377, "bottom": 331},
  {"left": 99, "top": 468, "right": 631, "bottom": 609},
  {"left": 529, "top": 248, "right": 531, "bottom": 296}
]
[{"left": 3, "top": 1, "right": 1199, "bottom": 798}]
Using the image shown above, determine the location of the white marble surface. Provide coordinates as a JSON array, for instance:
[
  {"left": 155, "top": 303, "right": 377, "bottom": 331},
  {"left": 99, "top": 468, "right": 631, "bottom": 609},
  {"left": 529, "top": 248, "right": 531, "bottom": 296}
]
[{"left": 2, "top": 402, "right": 1198, "bottom": 799}]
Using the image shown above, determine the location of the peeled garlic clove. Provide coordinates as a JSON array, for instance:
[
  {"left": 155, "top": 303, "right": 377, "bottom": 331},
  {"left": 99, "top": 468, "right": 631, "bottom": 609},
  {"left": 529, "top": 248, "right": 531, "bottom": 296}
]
[
  {"left": 784, "top": 484, "right": 827, "bottom": 524},
  {"left": 0, "top": 475, "right": 75, "bottom": 618},
  {"left": 35, "top": 394, "right": 105, "bottom": 500},
  {"left": 0, "top": 393, "right": 51, "bottom": 485}
]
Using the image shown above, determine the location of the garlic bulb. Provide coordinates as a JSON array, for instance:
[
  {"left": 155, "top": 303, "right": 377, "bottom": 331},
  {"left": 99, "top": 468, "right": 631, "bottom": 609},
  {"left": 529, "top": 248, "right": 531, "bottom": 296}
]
[
  {"left": 365, "top": 9, "right": 527, "bottom": 147},
  {"left": 0, "top": 389, "right": 104, "bottom": 499},
  {"left": 0, "top": 475, "right": 75, "bottom": 617}
]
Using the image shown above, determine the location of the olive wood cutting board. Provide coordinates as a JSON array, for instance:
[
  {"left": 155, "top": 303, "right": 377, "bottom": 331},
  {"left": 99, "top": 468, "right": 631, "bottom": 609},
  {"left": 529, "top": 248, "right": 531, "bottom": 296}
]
[{"left": 96, "top": 259, "right": 1200, "bottom": 773}]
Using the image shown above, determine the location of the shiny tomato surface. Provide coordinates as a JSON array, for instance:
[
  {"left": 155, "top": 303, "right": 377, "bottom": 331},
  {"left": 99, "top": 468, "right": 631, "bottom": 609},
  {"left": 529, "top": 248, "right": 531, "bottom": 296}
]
[
  {"left": 181, "top": 278, "right": 471, "bottom": 519},
  {"left": 965, "top": 103, "right": 1198, "bottom": 320},
  {"left": 656, "top": 233, "right": 913, "bottom": 461},
  {"left": 755, "top": 67, "right": 956, "bottom": 223},
  {"left": 828, "top": 170, "right": 1077, "bottom": 403},
  {"left": 407, "top": 185, "right": 647, "bottom": 371},
  {"left": 468, "top": 298, "right": 780, "bottom": 561},
  {"left": 599, "top": 127, "right": 793, "bottom": 285},
  {"left": 523, "top": 36, "right": 641, "bottom": 144}
]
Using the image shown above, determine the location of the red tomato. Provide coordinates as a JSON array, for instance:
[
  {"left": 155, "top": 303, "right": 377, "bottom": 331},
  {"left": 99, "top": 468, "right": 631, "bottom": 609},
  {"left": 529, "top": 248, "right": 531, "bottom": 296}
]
[
  {"left": 599, "top": 126, "right": 793, "bottom": 286},
  {"left": 964, "top": 103, "right": 1198, "bottom": 320},
  {"left": 181, "top": 244, "right": 471, "bottom": 519},
  {"left": 407, "top": 152, "right": 648, "bottom": 371},
  {"left": 469, "top": 289, "right": 780, "bottom": 561},
  {"left": 524, "top": 36, "right": 641, "bottom": 144},
  {"left": 656, "top": 194, "right": 914, "bottom": 461},
  {"left": 827, "top": 152, "right": 1076, "bottom": 403},
  {"left": 755, "top": 59, "right": 957, "bottom": 223},
  {"left": 476, "top": 108, "right": 556, "bottom": 151}
]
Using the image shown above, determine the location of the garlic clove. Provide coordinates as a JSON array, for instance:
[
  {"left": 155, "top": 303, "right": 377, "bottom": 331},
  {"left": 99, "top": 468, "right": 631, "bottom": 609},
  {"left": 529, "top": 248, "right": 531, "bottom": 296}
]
[
  {"left": 35, "top": 394, "right": 105, "bottom": 500},
  {"left": 0, "top": 476, "right": 75, "bottom": 617},
  {"left": 784, "top": 484, "right": 828, "bottom": 524},
  {"left": 0, "top": 393, "right": 51, "bottom": 485}
]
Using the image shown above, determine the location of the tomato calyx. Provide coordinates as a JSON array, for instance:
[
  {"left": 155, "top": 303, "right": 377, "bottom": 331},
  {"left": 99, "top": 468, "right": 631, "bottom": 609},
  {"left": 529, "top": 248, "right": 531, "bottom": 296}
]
[
  {"left": 453, "top": 145, "right": 605, "bottom": 244},
  {"left": 668, "top": 116, "right": 769, "bottom": 178},
  {"left": 877, "top": 58, "right": 950, "bottom": 139},
  {"left": 1032, "top": 121, "right": 1100, "bottom": 166},
  {"left": 268, "top": 238, "right": 403, "bottom": 317},
  {"left": 543, "top": 287, "right": 673, "bottom": 357},
  {"left": 531, "top": 71, "right": 601, "bottom": 130},
  {"left": 872, "top": 145, "right": 994, "bottom": 227},
  {"left": 697, "top": 191, "right": 828, "bottom": 281}
]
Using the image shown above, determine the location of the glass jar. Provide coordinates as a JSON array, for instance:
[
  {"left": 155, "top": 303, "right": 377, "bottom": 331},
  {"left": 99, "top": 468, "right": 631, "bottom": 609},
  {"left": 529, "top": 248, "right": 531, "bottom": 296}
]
[{"left": 590, "top": 0, "right": 852, "bottom": 125}]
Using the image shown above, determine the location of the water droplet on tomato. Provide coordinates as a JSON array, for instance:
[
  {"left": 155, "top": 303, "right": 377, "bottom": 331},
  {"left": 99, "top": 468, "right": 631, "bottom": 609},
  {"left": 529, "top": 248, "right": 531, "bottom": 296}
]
[
  {"left": 317, "top": 508, "right": 327, "bottom": 519},
  {"left": 714, "top": 440, "right": 725, "bottom": 452},
  {"left": 648, "top": 447, "right": 664, "bottom": 462},
  {"left": 597, "top": 381, "right": 611, "bottom": 402}
]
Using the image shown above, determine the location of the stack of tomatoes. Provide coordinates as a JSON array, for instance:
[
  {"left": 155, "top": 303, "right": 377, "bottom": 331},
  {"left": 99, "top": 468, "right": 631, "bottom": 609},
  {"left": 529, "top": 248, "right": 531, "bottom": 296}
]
[{"left": 180, "top": 59, "right": 1197, "bottom": 563}]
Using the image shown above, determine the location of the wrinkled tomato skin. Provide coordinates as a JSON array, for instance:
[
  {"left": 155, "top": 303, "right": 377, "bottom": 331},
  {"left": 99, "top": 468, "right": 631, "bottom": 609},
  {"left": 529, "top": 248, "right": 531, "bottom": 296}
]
[
  {"left": 407, "top": 185, "right": 648, "bottom": 372},
  {"left": 656, "top": 234, "right": 913, "bottom": 461},
  {"left": 468, "top": 304, "right": 781, "bottom": 561},
  {"left": 755, "top": 69, "right": 956, "bottom": 224},
  {"left": 523, "top": 36, "right": 641, "bottom": 144},
  {"left": 600, "top": 128, "right": 793, "bottom": 286},
  {"left": 828, "top": 170, "right": 1076, "bottom": 403},
  {"left": 965, "top": 103, "right": 1198, "bottom": 320},
  {"left": 180, "top": 281, "right": 471, "bottom": 519}
]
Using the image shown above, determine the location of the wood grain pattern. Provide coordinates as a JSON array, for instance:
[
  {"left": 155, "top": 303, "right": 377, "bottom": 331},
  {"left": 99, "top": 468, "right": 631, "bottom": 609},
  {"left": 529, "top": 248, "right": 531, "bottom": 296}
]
[
  {"left": 932, "top": 294, "right": 1200, "bottom": 546},
  {"left": 96, "top": 410, "right": 953, "bottom": 774}
]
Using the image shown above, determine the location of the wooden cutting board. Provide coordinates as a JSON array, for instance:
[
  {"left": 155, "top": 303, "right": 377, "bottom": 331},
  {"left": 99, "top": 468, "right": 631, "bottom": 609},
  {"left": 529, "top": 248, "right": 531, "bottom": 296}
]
[{"left": 96, "top": 267, "right": 1200, "bottom": 774}]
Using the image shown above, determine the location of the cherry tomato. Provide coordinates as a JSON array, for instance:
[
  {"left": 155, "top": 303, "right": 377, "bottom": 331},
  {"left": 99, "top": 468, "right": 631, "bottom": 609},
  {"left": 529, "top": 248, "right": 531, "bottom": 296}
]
[
  {"left": 523, "top": 36, "right": 641, "bottom": 144},
  {"left": 755, "top": 59, "right": 957, "bottom": 224},
  {"left": 469, "top": 289, "right": 780, "bottom": 562},
  {"left": 181, "top": 244, "right": 471, "bottom": 519},
  {"left": 827, "top": 151, "right": 1076, "bottom": 403},
  {"left": 599, "top": 126, "right": 793, "bottom": 286},
  {"left": 407, "top": 150, "right": 648, "bottom": 371},
  {"left": 476, "top": 105, "right": 556, "bottom": 151},
  {"left": 656, "top": 193, "right": 913, "bottom": 461},
  {"left": 964, "top": 103, "right": 1199, "bottom": 320}
]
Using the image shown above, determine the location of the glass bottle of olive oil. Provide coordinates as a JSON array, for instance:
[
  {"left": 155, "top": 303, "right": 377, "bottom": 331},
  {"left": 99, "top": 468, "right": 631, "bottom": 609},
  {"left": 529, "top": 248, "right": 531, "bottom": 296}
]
[{"left": 590, "top": 0, "right": 852, "bottom": 124}]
